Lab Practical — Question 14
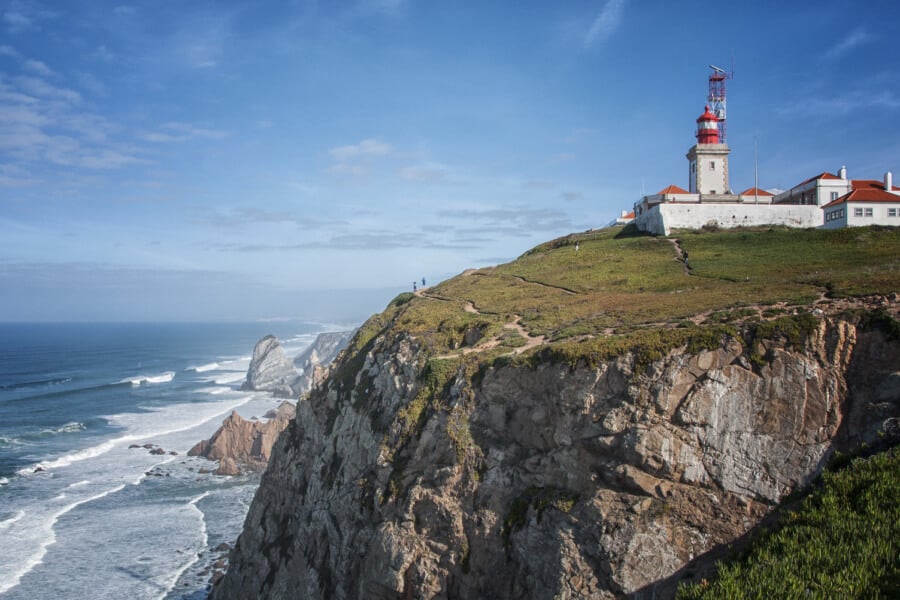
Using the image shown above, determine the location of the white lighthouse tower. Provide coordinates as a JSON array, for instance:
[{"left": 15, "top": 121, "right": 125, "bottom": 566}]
[{"left": 686, "top": 105, "right": 731, "bottom": 196}]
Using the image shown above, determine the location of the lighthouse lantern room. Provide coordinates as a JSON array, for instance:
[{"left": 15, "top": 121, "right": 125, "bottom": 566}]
[{"left": 686, "top": 105, "right": 731, "bottom": 195}]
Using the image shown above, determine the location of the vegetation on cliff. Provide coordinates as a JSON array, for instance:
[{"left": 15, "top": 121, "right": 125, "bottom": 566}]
[
  {"left": 677, "top": 446, "right": 899, "bottom": 599},
  {"left": 374, "top": 225, "right": 900, "bottom": 363}
]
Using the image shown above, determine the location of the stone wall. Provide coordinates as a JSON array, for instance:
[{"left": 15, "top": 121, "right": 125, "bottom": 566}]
[{"left": 634, "top": 202, "right": 823, "bottom": 235}]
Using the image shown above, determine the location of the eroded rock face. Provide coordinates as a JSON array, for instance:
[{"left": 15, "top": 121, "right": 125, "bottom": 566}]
[
  {"left": 188, "top": 402, "right": 296, "bottom": 475},
  {"left": 293, "top": 330, "right": 354, "bottom": 395},
  {"left": 212, "top": 311, "right": 900, "bottom": 599},
  {"left": 241, "top": 335, "right": 298, "bottom": 398}
]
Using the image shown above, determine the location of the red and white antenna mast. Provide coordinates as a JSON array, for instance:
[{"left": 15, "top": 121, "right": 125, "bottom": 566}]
[{"left": 708, "top": 64, "right": 731, "bottom": 143}]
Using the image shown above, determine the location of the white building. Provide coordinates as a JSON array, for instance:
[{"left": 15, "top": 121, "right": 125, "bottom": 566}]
[
  {"left": 822, "top": 172, "right": 900, "bottom": 228},
  {"left": 773, "top": 167, "right": 852, "bottom": 206}
]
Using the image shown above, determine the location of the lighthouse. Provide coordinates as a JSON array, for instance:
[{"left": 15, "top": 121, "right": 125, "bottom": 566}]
[
  {"left": 687, "top": 105, "right": 731, "bottom": 195},
  {"left": 695, "top": 105, "right": 719, "bottom": 144}
]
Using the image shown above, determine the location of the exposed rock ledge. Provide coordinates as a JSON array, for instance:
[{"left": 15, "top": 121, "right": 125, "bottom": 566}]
[{"left": 188, "top": 401, "right": 295, "bottom": 476}]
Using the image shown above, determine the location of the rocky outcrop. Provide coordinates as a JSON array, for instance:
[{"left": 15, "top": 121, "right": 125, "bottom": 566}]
[
  {"left": 293, "top": 330, "right": 354, "bottom": 395},
  {"left": 241, "top": 335, "right": 298, "bottom": 398},
  {"left": 188, "top": 402, "right": 296, "bottom": 475},
  {"left": 211, "top": 308, "right": 900, "bottom": 599}
]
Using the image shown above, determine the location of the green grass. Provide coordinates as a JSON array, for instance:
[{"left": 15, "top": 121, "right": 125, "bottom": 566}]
[
  {"left": 677, "top": 447, "right": 900, "bottom": 599},
  {"left": 345, "top": 226, "right": 899, "bottom": 366}
]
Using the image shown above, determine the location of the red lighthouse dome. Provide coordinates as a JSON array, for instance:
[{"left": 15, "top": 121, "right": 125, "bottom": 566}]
[{"left": 696, "top": 105, "right": 719, "bottom": 144}]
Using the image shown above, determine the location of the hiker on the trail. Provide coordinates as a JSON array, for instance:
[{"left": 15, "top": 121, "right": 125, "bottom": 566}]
[
  {"left": 575, "top": 242, "right": 580, "bottom": 252},
  {"left": 413, "top": 282, "right": 417, "bottom": 292},
  {"left": 422, "top": 277, "right": 426, "bottom": 287}
]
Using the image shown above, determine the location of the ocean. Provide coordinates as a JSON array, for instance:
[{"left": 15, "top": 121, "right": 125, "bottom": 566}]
[{"left": 0, "top": 321, "right": 344, "bottom": 599}]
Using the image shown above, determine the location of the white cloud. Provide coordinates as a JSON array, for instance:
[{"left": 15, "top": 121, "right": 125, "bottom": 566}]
[
  {"left": 0, "top": 71, "right": 143, "bottom": 170},
  {"left": 328, "top": 138, "right": 393, "bottom": 178},
  {"left": 783, "top": 90, "right": 900, "bottom": 118},
  {"left": 139, "top": 122, "right": 228, "bottom": 143},
  {"left": 583, "top": 0, "right": 628, "bottom": 49},
  {"left": 23, "top": 58, "right": 53, "bottom": 76},
  {"left": 3, "top": 0, "right": 58, "bottom": 34},
  {"left": 15, "top": 76, "right": 81, "bottom": 103},
  {"left": 824, "top": 27, "right": 874, "bottom": 60},
  {"left": 329, "top": 138, "right": 392, "bottom": 161}
]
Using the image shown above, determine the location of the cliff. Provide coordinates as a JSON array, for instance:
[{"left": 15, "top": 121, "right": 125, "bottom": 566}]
[
  {"left": 211, "top": 227, "right": 900, "bottom": 599},
  {"left": 293, "top": 330, "right": 354, "bottom": 396}
]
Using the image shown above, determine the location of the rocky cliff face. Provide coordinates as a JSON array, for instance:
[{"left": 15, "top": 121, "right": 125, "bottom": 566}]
[
  {"left": 293, "top": 330, "right": 354, "bottom": 396},
  {"left": 212, "top": 305, "right": 899, "bottom": 599},
  {"left": 241, "top": 335, "right": 298, "bottom": 398},
  {"left": 188, "top": 402, "right": 296, "bottom": 475}
]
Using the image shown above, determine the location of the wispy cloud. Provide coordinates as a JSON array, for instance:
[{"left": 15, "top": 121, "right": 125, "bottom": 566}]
[
  {"left": 329, "top": 138, "right": 392, "bottom": 161},
  {"left": 3, "top": 0, "right": 59, "bottom": 34},
  {"left": 328, "top": 138, "right": 392, "bottom": 177},
  {"left": 824, "top": 27, "right": 874, "bottom": 60},
  {"left": 438, "top": 205, "right": 573, "bottom": 234},
  {"left": 355, "top": 0, "right": 409, "bottom": 17},
  {"left": 139, "top": 122, "right": 228, "bottom": 143},
  {"left": 583, "top": 0, "right": 628, "bottom": 49},
  {"left": 0, "top": 67, "right": 143, "bottom": 170},
  {"left": 399, "top": 163, "right": 451, "bottom": 183},
  {"left": 197, "top": 207, "right": 347, "bottom": 230},
  {"left": 782, "top": 90, "right": 900, "bottom": 118}
]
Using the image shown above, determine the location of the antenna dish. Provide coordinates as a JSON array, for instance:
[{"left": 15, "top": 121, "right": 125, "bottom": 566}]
[{"left": 709, "top": 64, "right": 726, "bottom": 74}]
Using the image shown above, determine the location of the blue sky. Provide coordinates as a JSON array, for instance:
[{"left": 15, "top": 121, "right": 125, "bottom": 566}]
[{"left": 1, "top": 0, "right": 898, "bottom": 322}]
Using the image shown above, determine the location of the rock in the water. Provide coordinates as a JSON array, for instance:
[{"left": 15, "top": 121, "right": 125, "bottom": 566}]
[
  {"left": 293, "top": 330, "right": 354, "bottom": 395},
  {"left": 215, "top": 457, "right": 240, "bottom": 476},
  {"left": 240, "top": 335, "right": 298, "bottom": 398},
  {"left": 189, "top": 402, "right": 296, "bottom": 475}
]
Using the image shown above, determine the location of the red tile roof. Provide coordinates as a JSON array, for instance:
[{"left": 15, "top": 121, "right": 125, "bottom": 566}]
[
  {"left": 798, "top": 172, "right": 841, "bottom": 186},
  {"left": 623, "top": 211, "right": 635, "bottom": 219},
  {"left": 851, "top": 179, "right": 900, "bottom": 192},
  {"left": 657, "top": 184, "right": 690, "bottom": 195},
  {"left": 738, "top": 187, "right": 774, "bottom": 196},
  {"left": 822, "top": 187, "right": 900, "bottom": 209}
]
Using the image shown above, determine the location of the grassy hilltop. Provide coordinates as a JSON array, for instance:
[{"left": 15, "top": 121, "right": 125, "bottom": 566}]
[{"left": 352, "top": 225, "right": 900, "bottom": 369}]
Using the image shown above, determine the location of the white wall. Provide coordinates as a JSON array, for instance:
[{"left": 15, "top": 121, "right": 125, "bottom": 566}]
[
  {"left": 634, "top": 203, "right": 823, "bottom": 236},
  {"left": 845, "top": 202, "right": 900, "bottom": 227}
]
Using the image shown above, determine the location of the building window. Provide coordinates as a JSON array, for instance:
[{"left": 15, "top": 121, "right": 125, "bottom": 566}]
[
  {"left": 710, "top": 161, "right": 715, "bottom": 170},
  {"left": 889, "top": 208, "right": 897, "bottom": 217},
  {"left": 854, "top": 207, "right": 863, "bottom": 217},
  {"left": 830, "top": 192, "right": 838, "bottom": 201},
  {"left": 865, "top": 208, "right": 874, "bottom": 217}
]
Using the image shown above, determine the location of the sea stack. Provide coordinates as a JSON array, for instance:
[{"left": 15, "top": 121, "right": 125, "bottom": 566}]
[
  {"left": 188, "top": 401, "right": 296, "bottom": 475},
  {"left": 240, "top": 335, "right": 298, "bottom": 398}
]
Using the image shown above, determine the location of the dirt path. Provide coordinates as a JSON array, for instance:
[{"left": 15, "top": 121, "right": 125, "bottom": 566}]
[
  {"left": 504, "top": 316, "right": 546, "bottom": 355},
  {"left": 513, "top": 275, "right": 578, "bottom": 295},
  {"left": 667, "top": 238, "right": 693, "bottom": 275}
]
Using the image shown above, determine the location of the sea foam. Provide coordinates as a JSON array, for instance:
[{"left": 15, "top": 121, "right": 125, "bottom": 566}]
[
  {"left": 186, "top": 362, "right": 219, "bottom": 373},
  {"left": 0, "top": 484, "right": 126, "bottom": 595},
  {"left": 17, "top": 395, "right": 252, "bottom": 476},
  {"left": 120, "top": 371, "right": 176, "bottom": 386}
]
